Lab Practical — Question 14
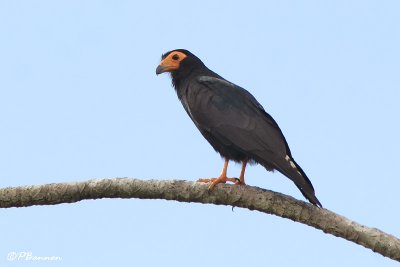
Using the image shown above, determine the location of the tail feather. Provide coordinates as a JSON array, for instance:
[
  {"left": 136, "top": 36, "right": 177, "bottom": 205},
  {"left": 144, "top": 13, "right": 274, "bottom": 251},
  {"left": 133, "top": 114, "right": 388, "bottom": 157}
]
[{"left": 273, "top": 156, "right": 322, "bottom": 207}]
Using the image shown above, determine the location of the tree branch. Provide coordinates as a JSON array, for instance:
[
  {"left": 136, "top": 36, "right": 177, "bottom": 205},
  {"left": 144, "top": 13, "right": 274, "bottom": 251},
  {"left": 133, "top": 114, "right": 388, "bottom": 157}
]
[{"left": 1, "top": 178, "right": 399, "bottom": 262}]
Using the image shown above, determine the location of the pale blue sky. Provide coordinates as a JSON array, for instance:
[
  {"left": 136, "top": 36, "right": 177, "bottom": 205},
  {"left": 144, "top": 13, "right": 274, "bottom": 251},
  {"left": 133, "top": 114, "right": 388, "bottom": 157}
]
[{"left": 1, "top": 1, "right": 399, "bottom": 266}]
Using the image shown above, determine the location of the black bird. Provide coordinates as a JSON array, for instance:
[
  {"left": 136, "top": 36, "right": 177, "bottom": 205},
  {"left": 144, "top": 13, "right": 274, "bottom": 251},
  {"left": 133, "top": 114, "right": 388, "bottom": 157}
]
[{"left": 156, "top": 49, "right": 322, "bottom": 207}]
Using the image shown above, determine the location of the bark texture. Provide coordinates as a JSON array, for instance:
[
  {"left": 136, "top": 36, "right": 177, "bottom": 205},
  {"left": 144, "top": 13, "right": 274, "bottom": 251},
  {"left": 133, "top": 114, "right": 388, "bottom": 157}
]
[{"left": 0, "top": 178, "right": 399, "bottom": 262}]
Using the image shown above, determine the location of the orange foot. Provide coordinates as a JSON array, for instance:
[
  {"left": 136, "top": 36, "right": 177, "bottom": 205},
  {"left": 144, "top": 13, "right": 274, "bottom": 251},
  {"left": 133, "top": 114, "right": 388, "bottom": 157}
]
[{"left": 197, "top": 176, "right": 243, "bottom": 190}]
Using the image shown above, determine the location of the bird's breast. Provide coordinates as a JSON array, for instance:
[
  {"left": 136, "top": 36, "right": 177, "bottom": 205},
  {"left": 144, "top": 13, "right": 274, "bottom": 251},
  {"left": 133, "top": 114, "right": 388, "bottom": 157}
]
[{"left": 177, "top": 83, "right": 213, "bottom": 126}]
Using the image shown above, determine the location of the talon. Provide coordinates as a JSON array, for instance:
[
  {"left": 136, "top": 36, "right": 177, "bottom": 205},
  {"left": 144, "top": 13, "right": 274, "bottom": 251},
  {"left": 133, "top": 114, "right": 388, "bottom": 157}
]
[
  {"left": 233, "top": 177, "right": 246, "bottom": 185},
  {"left": 197, "top": 178, "right": 214, "bottom": 183},
  {"left": 209, "top": 176, "right": 230, "bottom": 190},
  {"left": 197, "top": 159, "right": 247, "bottom": 189},
  {"left": 199, "top": 176, "right": 241, "bottom": 190}
]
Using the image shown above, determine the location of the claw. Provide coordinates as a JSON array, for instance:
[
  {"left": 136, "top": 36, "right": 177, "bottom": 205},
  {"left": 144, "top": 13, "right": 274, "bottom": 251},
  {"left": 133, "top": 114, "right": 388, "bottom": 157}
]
[{"left": 197, "top": 159, "right": 247, "bottom": 189}]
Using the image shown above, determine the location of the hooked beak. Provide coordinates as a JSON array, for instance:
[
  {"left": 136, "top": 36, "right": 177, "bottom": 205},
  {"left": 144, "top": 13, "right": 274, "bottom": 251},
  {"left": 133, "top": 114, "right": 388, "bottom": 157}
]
[{"left": 156, "top": 65, "right": 168, "bottom": 75}]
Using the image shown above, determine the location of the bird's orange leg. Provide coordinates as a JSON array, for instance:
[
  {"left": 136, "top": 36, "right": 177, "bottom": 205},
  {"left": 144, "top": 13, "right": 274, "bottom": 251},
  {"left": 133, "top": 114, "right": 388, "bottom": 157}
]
[
  {"left": 197, "top": 159, "right": 237, "bottom": 189},
  {"left": 235, "top": 160, "right": 247, "bottom": 185}
]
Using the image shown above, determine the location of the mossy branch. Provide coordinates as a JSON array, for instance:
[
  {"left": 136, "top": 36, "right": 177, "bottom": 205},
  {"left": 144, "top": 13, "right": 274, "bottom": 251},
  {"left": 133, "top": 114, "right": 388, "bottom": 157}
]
[{"left": 0, "top": 178, "right": 399, "bottom": 262}]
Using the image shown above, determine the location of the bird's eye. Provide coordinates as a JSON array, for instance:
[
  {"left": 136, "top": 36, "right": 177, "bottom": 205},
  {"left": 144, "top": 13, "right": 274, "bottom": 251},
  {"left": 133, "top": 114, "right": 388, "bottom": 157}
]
[{"left": 172, "top": 54, "right": 179, "bottom": 60}]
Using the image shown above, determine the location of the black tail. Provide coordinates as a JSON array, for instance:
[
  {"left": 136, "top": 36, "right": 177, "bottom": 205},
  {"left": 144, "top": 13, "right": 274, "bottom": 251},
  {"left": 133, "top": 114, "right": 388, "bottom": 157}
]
[{"left": 272, "top": 156, "right": 322, "bottom": 207}]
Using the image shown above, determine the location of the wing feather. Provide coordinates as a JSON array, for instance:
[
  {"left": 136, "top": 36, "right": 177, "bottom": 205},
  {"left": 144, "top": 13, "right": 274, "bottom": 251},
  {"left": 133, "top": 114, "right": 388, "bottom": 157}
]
[{"left": 189, "top": 75, "right": 289, "bottom": 161}]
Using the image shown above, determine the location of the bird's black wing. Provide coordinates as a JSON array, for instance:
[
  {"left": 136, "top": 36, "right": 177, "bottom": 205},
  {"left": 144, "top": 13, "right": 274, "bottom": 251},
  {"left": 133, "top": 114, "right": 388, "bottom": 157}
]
[
  {"left": 191, "top": 76, "right": 289, "bottom": 160},
  {"left": 187, "top": 76, "right": 321, "bottom": 206}
]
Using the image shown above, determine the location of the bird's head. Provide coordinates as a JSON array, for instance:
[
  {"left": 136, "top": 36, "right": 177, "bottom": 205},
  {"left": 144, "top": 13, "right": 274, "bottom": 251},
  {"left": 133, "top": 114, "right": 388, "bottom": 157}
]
[
  {"left": 156, "top": 49, "right": 205, "bottom": 76},
  {"left": 156, "top": 50, "right": 187, "bottom": 75}
]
